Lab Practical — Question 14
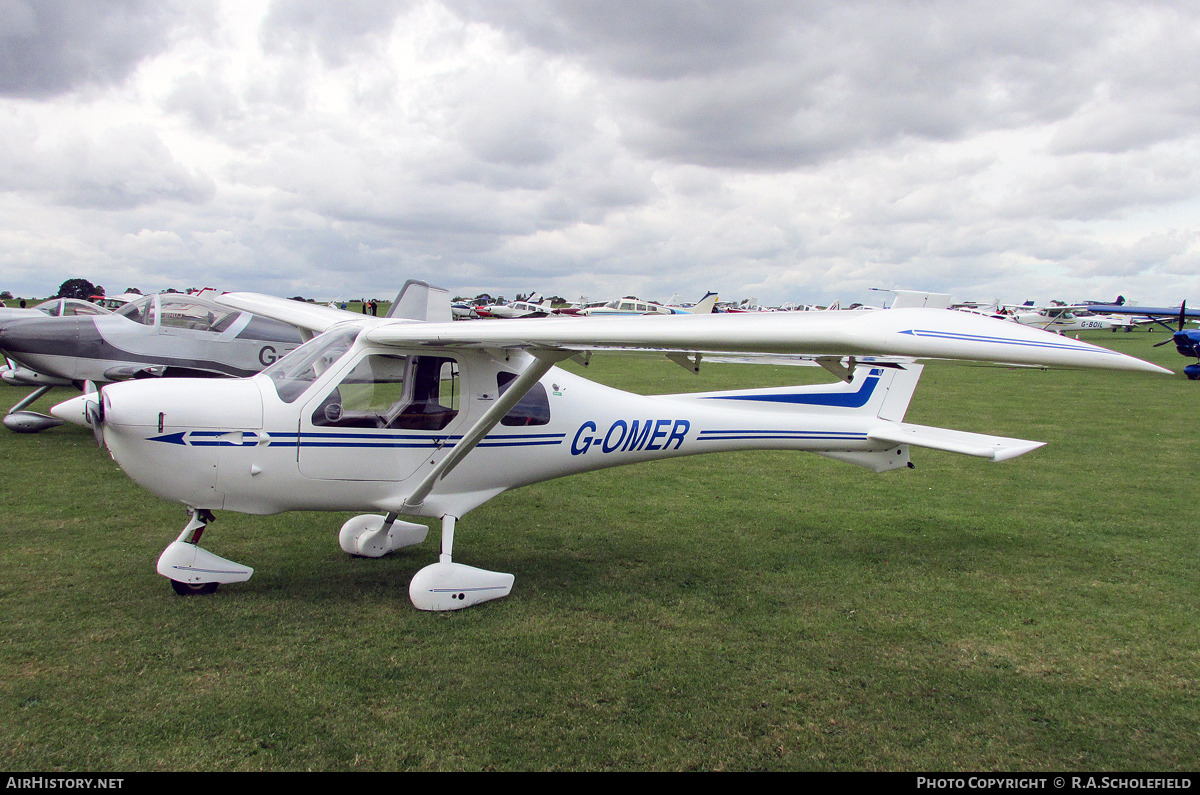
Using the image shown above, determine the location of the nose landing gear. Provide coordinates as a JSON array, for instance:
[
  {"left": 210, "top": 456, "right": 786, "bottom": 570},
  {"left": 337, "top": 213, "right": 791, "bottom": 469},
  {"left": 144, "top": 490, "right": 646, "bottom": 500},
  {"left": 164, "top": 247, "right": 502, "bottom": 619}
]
[{"left": 157, "top": 509, "right": 254, "bottom": 595}]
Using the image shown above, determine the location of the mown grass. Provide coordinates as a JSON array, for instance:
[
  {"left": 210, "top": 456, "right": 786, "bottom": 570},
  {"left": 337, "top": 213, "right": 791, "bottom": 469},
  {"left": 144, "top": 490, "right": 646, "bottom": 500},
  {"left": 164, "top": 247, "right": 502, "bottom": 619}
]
[{"left": 1, "top": 329, "right": 1197, "bottom": 770}]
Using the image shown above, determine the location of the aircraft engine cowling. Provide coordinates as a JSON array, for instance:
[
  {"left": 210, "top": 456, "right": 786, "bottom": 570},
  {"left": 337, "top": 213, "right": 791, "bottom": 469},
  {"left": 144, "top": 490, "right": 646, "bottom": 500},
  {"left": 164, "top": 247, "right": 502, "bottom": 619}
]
[{"left": 80, "top": 379, "right": 264, "bottom": 508}]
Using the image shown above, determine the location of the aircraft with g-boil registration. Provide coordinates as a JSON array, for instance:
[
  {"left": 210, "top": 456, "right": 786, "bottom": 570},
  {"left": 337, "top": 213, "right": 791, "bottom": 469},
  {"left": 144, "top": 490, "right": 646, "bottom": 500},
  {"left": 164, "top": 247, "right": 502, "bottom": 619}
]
[{"left": 51, "top": 292, "right": 1170, "bottom": 611}]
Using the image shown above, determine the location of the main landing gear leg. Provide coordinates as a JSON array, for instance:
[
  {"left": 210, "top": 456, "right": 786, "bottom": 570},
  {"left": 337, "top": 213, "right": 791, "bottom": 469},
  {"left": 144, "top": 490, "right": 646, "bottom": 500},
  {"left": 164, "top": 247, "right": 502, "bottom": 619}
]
[
  {"left": 156, "top": 509, "right": 254, "bottom": 595},
  {"left": 408, "top": 515, "right": 514, "bottom": 611}
]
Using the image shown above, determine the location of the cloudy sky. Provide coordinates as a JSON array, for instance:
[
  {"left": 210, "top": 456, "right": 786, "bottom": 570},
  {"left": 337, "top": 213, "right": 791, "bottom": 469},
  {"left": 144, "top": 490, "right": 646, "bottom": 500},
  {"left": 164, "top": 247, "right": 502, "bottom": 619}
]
[{"left": 2, "top": 0, "right": 1199, "bottom": 307}]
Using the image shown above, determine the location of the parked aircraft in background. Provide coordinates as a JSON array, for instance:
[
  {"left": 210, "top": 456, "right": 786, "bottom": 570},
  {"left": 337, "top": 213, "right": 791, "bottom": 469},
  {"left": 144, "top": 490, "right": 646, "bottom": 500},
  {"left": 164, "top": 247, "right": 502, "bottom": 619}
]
[
  {"left": 579, "top": 291, "right": 718, "bottom": 316},
  {"left": 94, "top": 293, "right": 143, "bottom": 311},
  {"left": 1006, "top": 303, "right": 1138, "bottom": 333},
  {"left": 1084, "top": 301, "right": 1200, "bottom": 379},
  {"left": 51, "top": 292, "right": 1168, "bottom": 610},
  {"left": 486, "top": 294, "right": 556, "bottom": 319},
  {"left": 553, "top": 298, "right": 609, "bottom": 315},
  {"left": 1, "top": 282, "right": 453, "bottom": 433},
  {"left": 0, "top": 291, "right": 307, "bottom": 432},
  {"left": 0, "top": 297, "right": 113, "bottom": 323}
]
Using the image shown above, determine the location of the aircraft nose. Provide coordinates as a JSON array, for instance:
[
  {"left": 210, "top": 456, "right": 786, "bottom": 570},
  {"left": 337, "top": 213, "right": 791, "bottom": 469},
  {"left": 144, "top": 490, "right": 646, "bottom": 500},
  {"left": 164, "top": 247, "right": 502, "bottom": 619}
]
[
  {"left": 50, "top": 393, "right": 92, "bottom": 427},
  {"left": 93, "top": 377, "right": 265, "bottom": 430}
]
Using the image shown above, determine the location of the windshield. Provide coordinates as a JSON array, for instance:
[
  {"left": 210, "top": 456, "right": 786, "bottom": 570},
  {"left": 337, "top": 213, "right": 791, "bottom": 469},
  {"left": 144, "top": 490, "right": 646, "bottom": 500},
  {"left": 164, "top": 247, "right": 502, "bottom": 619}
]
[{"left": 260, "top": 326, "right": 361, "bottom": 403}]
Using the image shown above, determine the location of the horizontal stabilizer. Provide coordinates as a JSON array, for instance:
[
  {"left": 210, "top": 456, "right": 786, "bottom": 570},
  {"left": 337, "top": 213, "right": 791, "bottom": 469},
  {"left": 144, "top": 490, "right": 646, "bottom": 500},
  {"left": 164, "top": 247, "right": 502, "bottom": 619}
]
[{"left": 868, "top": 423, "right": 1045, "bottom": 462}]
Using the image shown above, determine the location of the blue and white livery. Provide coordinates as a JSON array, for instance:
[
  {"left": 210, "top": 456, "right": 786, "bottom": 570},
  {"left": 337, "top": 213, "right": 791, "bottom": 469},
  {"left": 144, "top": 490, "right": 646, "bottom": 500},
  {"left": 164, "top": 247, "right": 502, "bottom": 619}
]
[{"left": 52, "top": 292, "right": 1170, "bottom": 611}]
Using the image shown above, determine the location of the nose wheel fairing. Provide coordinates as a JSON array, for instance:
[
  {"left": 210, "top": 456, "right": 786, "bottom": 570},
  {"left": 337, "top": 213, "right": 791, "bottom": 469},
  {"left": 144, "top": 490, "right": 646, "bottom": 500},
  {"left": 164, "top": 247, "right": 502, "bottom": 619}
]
[{"left": 156, "top": 509, "right": 253, "bottom": 595}]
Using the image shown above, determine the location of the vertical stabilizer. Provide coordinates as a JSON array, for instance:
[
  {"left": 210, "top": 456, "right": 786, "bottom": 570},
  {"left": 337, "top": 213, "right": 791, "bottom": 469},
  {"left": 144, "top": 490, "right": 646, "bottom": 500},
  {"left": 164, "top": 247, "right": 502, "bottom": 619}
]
[
  {"left": 875, "top": 362, "right": 922, "bottom": 422},
  {"left": 388, "top": 280, "right": 452, "bottom": 323},
  {"left": 690, "top": 291, "right": 719, "bottom": 314}
]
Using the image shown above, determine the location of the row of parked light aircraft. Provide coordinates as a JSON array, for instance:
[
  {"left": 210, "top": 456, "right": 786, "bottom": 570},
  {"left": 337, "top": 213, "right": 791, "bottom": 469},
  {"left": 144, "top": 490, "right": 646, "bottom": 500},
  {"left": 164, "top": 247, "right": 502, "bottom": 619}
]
[
  {"left": 454, "top": 290, "right": 1178, "bottom": 336},
  {"left": 0, "top": 280, "right": 1182, "bottom": 611},
  {"left": 452, "top": 291, "right": 721, "bottom": 319}
]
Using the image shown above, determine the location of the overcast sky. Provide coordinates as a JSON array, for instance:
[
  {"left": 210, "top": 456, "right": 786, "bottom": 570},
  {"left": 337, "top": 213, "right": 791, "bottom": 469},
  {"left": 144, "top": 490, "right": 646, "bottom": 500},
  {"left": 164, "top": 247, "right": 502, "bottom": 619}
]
[{"left": 2, "top": 0, "right": 1199, "bottom": 307}]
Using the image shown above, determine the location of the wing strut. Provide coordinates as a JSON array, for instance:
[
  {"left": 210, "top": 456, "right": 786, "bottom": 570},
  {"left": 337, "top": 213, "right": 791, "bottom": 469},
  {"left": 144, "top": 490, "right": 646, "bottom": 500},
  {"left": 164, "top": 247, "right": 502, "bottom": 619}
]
[{"left": 401, "top": 349, "right": 574, "bottom": 512}]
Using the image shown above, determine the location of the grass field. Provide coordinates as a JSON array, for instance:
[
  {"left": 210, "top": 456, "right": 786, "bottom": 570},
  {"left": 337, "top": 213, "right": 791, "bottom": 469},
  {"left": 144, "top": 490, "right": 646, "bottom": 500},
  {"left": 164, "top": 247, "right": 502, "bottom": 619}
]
[{"left": 1, "top": 329, "right": 1197, "bottom": 771}]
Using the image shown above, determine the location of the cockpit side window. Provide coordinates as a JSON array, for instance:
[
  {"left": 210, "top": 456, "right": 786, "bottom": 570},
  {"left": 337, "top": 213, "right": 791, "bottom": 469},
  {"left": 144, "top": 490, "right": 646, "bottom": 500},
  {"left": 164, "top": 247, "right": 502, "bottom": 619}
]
[
  {"left": 497, "top": 371, "right": 551, "bottom": 426},
  {"left": 311, "top": 354, "right": 459, "bottom": 430},
  {"left": 311, "top": 354, "right": 408, "bottom": 427}
]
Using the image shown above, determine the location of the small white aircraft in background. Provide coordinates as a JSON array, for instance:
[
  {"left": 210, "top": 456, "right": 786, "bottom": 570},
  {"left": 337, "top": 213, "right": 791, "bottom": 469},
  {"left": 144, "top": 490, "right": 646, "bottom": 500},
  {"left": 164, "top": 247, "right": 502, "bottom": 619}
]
[
  {"left": 578, "top": 291, "right": 718, "bottom": 316},
  {"left": 51, "top": 285, "right": 1169, "bottom": 611},
  {"left": 1005, "top": 302, "right": 1137, "bottom": 333},
  {"left": 486, "top": 294, "right": 556, "bottom": 319}
]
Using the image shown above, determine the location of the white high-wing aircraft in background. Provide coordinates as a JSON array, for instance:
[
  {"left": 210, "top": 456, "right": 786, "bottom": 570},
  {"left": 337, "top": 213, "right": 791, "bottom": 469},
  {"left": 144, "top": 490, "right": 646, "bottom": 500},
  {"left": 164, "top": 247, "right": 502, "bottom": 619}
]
[
  {"left": 52, "top": 286, "right": 1169, "bottom": 611},
  {"left": 1005, "top": 303, "right": 1138, "bottom": 333},
  {"left": 577, "top": 291, "right": 718, "bottom": 316}
]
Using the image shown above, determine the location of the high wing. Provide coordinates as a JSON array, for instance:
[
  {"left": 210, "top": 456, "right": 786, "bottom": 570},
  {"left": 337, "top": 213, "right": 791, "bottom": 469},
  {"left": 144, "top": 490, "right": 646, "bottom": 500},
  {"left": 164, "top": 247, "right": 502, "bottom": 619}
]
[
  {"left": 359, "top": 308, "right": 1169, "bottom": 374},
  {"left": 1084, "top": 304, "right": 1200, "bottom": 319}
]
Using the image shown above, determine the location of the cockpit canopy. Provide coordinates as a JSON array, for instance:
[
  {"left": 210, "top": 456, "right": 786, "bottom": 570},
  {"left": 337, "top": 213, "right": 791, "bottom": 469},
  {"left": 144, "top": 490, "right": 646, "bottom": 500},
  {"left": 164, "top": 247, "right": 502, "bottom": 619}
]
[
  {"left": 34, "top": 298, "right": 110, "bottom": 317},
  {"left": 115, "top": 293, "right": 239, "bottom": 332}
]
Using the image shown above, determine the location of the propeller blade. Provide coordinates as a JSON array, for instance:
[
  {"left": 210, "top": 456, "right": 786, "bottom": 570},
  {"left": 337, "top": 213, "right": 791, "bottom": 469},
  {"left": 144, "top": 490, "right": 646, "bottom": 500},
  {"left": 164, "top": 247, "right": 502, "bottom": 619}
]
[
  {"left": 83, "top": 385, "right": 105, "bottom": 447},
  {"left": 1178, "top": 301, "right": 1188, "bottom": 333}
]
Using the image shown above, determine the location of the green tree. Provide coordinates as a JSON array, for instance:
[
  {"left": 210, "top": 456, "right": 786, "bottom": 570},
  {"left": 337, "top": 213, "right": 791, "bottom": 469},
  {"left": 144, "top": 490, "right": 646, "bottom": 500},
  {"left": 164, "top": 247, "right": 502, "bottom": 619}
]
[{"left": 56, "top": 278, "right": 97, "bottom": 299}]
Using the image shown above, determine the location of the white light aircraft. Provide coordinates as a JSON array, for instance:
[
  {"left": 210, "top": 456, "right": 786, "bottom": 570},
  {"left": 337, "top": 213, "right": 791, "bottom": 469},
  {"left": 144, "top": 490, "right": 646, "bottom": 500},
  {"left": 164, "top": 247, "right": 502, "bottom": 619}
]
[
  {"left": 1007, "top": 303, "right": 1136, "bottom": 333},
  {"left": 579, "top": 292, "right": 718, "bottom": 316},
  {"left": 51, "top": 289, "right": 1170, "bottom": 611},
  {"left": 486, "top": 294, "right": 556, "bottom": 319}
]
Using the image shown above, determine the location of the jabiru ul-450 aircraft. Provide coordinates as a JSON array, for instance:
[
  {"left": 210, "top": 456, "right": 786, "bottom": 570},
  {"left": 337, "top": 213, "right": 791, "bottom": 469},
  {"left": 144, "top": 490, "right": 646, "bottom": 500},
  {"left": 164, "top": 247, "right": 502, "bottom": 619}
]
[{"left": 51, "top": 285, "right": 1170, "bottom": 611}]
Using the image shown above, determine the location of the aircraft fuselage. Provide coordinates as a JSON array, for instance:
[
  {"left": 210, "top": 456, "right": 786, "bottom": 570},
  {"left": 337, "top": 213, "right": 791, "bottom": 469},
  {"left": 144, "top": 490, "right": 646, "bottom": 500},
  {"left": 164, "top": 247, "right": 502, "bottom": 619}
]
[{"left": 91, "top": 338, "right": 919, "bottom": 520}]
